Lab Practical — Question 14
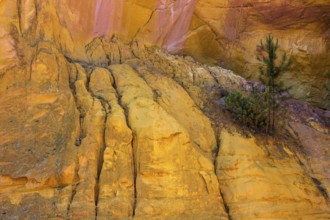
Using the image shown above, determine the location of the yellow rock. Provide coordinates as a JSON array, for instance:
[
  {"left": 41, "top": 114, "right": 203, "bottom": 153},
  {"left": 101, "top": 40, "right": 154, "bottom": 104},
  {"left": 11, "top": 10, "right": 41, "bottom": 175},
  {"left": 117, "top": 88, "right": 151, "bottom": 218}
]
[
  {"left": 110, "top": 64, "right": 228, "bottom": 219},
  {"left": 90, "top": 67, "right": 135, "bottom": 218},
  {"left": 289, "top": 122, "right": 330, "bottom": 197},
  {"left": 193, "top": 0, "right": 330, "bottom": 108},
  {"left": 183, "top": 14, "right": 222, "bottom": 65},
  {"left": 0, "top": 27, "right": 329, "bottom": 219},
  {"left": 137, "top": 66, "right": 217, "bottom": 156},
  {"left": 216, "top": 129, "right": 330, "bottom": 219},
  {"left": 2, "top": 0, "right": 329, "bottom": 107}
]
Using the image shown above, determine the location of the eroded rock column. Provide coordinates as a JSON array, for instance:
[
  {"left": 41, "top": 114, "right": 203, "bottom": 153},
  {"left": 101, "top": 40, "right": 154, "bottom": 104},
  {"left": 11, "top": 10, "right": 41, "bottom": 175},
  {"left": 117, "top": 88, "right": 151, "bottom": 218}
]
[{"left": 109, "top": 64, "right": 228, "bottom": 219}]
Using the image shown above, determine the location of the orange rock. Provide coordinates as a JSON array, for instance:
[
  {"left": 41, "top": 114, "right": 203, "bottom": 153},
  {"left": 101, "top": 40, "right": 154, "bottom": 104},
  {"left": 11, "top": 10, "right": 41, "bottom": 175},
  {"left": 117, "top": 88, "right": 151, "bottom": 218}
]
[{"left": 0, "top": 5, "right": 329, "bottom": 217}]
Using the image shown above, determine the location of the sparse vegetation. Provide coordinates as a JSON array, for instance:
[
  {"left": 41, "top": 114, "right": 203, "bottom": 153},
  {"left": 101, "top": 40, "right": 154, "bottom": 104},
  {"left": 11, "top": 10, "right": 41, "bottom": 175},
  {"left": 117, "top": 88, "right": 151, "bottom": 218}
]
[
  {"left": 225, "top": 34, "right": 291, "bottom": 134},
  {"left": 225, "top": 89, "right": 267, "bottom": 130},
  {"left": 257, "top": 34, "right": 291, "bottom": 133}
]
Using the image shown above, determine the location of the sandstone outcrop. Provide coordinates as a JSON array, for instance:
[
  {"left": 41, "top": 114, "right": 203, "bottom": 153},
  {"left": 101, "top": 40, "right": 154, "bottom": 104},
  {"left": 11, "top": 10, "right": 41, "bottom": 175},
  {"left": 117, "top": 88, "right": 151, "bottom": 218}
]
[
  {"left": 1, "top": 1, "right": 330, "bottom": 219},
  {"left": 217, "top": 129, "right": 329, "bottom": 219},
  {"left": 1, "top": 0, "right": 329, "bottom": 108},
  {"left": 1, "top": 37, "right": 329, "bottom": 219},
  {"left": 191, "top": 0, "right": 330, "bottom": 109}
]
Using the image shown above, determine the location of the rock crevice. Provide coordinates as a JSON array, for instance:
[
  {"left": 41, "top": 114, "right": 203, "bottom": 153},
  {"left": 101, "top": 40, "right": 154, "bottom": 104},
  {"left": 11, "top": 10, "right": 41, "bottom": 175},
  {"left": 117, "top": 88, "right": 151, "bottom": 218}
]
[{"left": 0, "top": 36, "right": 329, "bottom": 219}]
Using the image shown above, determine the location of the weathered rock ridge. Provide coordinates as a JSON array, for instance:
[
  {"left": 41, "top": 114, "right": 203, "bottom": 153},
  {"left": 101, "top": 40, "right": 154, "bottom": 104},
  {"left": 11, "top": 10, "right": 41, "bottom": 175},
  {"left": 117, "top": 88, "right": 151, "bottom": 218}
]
[
  {"left": 0, "top": 0, "right": 330, "bottom": 219},
  {"left": 1, "top": 36, "right": 330, "bottom": 219},
  {"left": 1, "top": 0, "right": 329, "bottom": 108}
]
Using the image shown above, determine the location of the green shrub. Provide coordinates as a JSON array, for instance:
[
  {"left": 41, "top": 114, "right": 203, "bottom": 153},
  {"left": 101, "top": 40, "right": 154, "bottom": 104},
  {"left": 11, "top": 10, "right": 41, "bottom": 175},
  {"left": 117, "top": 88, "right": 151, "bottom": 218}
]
[
  {"left": 225, "top": 90, "right": 267, "bottom": 130},
  {"left": 224, "top": 34, "right": 292, "bottom": 134}
]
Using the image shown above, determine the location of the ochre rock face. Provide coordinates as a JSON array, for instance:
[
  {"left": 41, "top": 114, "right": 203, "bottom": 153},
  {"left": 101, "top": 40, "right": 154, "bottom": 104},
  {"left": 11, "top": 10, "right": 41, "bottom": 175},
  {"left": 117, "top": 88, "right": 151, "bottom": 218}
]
[
  {"left": 1, "top": 0, "right": 330, "bottom": 219},
  {"left": 192, "top": 0, "right": 330, "bottom": 108},
  {"left": 1, "top": 0, "right": 329, "bottom": 108},
  {"left": 1, "top": 37, "right": 330, "bottom": 219},
  {"left": 217, "top": 130, "right": 329, "bottom": 219}
]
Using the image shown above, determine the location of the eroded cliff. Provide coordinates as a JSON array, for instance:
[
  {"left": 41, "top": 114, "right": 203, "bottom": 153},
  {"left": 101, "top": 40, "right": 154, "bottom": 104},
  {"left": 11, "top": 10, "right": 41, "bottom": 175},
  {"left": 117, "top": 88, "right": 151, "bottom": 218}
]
[
  {"left": 0, "top": 36, "right": 329, "bottom": 219},
  {"left": 0, "top": 0, "right": 330, "bottom": 108},
  {"left": 0, "top": 0, "right": 330, "bottom": 219},
  {"left": 1, "top": 0, "right": 329, "bottom": 108}
]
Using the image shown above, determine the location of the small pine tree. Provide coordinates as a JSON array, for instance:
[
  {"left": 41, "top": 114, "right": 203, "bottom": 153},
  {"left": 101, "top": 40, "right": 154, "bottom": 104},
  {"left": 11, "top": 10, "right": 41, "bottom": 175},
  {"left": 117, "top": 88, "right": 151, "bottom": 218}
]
[{"left": 256, "top": 34, "right": 291, "bottom": 134}]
